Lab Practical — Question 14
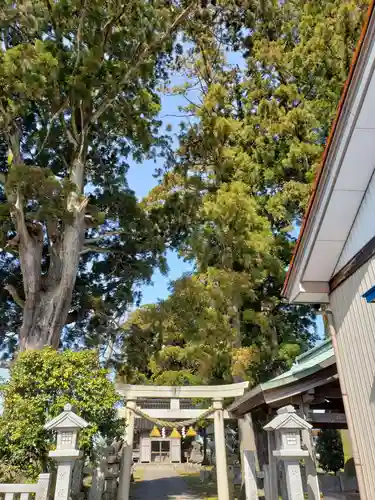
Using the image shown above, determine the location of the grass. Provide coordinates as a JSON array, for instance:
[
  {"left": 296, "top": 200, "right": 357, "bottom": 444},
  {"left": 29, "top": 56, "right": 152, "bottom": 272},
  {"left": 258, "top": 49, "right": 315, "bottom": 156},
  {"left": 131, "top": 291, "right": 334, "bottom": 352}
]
[
  {"left": 132, "top": 468, "right": 144, "bottom": 482},
  {"left": 182, "top": 474, "right": 218, "bottom": 499}
]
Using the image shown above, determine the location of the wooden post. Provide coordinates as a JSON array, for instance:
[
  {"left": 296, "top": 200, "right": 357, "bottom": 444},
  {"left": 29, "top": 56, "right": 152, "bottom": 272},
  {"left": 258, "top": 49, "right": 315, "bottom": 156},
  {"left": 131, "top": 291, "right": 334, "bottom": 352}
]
[
  {"left": 238, "top": 413, "right": 259, "bottom": 499},
  {"left": 302, "top": 429, "right": 320, "bottom": 500},
  {"left": 298, "top": 400, "right": 320, "bottom": 500},
  {"left": 278, "top": 461, "right": 288, "bottom": 500},
  {"left": 263, "top": 465, "right": 270, "bottom": 500},
  {"left": 267, "top": 432, "right": 278, "bottom": 500},
  {"left": 71, "top": 460, "right": 84, "bottom": 499},
  {"left": 243, "top": 450, "right": 258, "bottom": 500},
  {"left": 87, "top": 467, "right": 104, "bottom": 500}
]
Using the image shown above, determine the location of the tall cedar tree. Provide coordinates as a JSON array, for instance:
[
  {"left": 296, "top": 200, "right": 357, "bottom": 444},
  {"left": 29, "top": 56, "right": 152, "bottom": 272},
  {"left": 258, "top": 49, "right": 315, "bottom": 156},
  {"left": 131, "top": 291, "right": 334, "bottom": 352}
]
[
  {"left": 121, "top": 0, "right": 370, "bottom": 385},
  {"left": 0, "top": 0, "right": 212, "bottom": 353}
]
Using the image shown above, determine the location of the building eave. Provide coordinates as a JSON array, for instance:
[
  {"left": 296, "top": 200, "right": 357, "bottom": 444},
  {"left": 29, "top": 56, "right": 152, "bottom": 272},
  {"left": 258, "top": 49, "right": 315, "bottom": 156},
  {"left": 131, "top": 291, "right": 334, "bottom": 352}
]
[
  {"left": 228, "top": 340, "right": 335, "bottom": 416},
  {"left": 283, "top": 0, "right": 375, "bottom": 303}
]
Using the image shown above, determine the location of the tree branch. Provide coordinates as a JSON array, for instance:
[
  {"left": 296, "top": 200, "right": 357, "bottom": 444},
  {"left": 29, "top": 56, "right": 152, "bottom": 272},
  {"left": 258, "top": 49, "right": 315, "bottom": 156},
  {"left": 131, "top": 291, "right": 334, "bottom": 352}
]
[
  {"left": 45, "top": 0, "right": 60, "bottom": 42},
  {"left": 80, "top": 246, "right": 115, "bottom": 255},
  {"left": 80, "top": 243, "right": 133, "bottom": 255},
  {"left": 0, "top": 102, "right": 10, "bottom": 129},
  {"left": 10, "top": 191, "right": 31, "bottom": 247},
  {"left": 35, "top": 101, "right": 68, "bottom": 158},
  {"left": 84, "top": 230, "right": 130, "bottom": 245},
  {"left": 70, "top": 145, "right": 88, "bottom": 193},
  {"left": 4, "top": 284, "right": 25, "bottom": 309},
  {"left": 72, "top": 0, "right": 89, "bottom": 75},
  {"left": 60, "top": 113, "right": 78, "bottom": 147},
  {"left": 102, "top": 4, "right": 128, "bottom": 56},
  {"left": 90, "top": 0, "right": 198, "bottom": 124},
  {"left": 8, "top": 123, "right": 22, "bottom": 164},
  {"left": 160, "top": 113, "right": 195, "bottom": 118}
]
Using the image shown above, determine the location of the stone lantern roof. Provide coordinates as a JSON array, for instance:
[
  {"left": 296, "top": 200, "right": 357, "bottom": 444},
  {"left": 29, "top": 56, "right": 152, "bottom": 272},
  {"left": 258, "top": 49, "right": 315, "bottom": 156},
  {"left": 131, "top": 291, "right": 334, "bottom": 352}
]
[
  {"left": 44, "top": 403, "right": 89, "bottom": 431},
  {"left": 263, "top": 405, "right": 312, "bottom": 432}
]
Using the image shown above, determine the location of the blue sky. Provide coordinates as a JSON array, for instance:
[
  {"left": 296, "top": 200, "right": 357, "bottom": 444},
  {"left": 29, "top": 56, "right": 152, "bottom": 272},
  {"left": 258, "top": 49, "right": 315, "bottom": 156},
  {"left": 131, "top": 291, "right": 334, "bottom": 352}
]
[{"left": 127, "top": 81, "right": 195, "bottom": 305}]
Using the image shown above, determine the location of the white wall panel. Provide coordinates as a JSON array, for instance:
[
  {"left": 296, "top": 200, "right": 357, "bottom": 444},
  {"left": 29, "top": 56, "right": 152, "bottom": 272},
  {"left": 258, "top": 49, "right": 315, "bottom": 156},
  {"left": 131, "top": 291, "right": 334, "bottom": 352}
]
[{"left": 330, "top": 258, "right": 375, "bottom": 499}]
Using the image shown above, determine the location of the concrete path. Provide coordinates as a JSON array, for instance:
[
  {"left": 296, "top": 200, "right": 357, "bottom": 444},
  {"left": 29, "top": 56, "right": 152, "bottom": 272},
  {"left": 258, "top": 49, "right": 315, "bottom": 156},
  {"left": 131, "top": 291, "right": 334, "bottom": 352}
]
[
  {"left": 324, "top": 495, "right": 360, "bottom": 500},
  {"left": 131, "top": 465, "right": 202, "bottom": 500}
]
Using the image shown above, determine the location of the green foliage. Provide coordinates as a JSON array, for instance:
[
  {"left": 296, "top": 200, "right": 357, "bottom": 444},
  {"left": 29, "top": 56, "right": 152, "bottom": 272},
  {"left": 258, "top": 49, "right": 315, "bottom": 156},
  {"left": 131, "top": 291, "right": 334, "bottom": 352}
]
[
  {"left": 120, "top": 270, "right": 309, "bottom": 386},
  {"left": 316, "top": 429, "right": 344, "bottom": 474},
  {"left": 153, "top": 370, "right": 203, "bottom": 386},
  {"left": 0, "top": 0, "right": 203, "bottom": 353},
  {"left": 0, "top": 0, "right": 370, "bottom": 373},
  {"left": 119, "top": 271, "right": 247, "bottom": 384},
  {"left": 124, "top": 0, "right": 370, "bottom": 386},
  {"left": 0, "top": 348, "right": 121, "bottom": 480},
  {"left": 5, "top": 164, "right": 76, "bottom": 223}
]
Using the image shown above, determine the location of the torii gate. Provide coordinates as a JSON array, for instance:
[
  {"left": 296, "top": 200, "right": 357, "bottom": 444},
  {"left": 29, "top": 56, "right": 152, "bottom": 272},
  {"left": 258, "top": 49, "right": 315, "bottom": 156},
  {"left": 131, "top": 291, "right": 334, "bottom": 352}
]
[{"left": 115, "top": 381, "right": 249, "bottom": 500}]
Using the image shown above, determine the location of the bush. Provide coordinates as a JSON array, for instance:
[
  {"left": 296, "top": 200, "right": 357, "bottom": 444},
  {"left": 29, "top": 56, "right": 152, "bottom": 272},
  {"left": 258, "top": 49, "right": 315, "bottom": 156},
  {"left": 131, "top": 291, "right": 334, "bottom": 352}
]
[
  {"left": 316, "top": 428, "right": 344, "bottom": 474},
  {"left": 0, "top": 348, "right": 122, "bottom": 480}
]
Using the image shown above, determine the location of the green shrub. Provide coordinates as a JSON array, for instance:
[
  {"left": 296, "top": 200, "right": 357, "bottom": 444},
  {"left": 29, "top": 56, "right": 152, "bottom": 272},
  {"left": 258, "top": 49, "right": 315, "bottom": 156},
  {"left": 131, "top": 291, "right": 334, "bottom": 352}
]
[{"left": 0, "top": 348, "right": 122, "bottom": 480}]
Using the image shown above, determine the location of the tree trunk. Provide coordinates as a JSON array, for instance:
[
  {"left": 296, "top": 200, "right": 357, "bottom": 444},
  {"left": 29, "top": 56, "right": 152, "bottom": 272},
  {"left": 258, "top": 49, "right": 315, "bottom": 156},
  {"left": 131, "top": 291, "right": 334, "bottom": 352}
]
[
  {"left": 5, "top": 116, "right": 89, "bottom": 351},
  {"left": 231, "top": 304, "right": 260, "bottom": 495},
  {"left": 17, "top": 195, "right": 87, "bottom": 351},
  {"left": 20, "top": 287, "right": 76, "bottom": 350}
]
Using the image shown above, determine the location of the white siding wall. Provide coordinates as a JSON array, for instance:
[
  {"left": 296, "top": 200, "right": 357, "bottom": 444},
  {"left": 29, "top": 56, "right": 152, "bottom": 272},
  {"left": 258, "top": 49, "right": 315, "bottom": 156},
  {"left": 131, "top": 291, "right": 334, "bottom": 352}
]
[
  {"left": 330, "top": 257, "right": 375, "bottom": 499},
  {"left": 335, "top": 170, "right": 375, "bottom": 272}
]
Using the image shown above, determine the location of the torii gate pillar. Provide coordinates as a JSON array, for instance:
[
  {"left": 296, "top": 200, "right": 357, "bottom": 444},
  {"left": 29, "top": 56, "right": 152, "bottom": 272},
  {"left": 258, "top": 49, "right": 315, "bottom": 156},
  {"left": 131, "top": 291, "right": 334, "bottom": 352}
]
[
  {"left": 213, "top": 397, "right": 230, "bottom": 500},
  {"left": 118, "top": 399, "right": 136, "bottom": 500}
]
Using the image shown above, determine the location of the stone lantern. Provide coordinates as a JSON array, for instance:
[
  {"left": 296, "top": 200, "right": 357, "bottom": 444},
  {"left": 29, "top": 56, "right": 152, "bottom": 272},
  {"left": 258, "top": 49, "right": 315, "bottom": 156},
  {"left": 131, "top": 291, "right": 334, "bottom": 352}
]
[
  {"left": 45, "top": 403, "right": 88, "bottom": 500},
  {"left": 264, "top": 405, "right": 312, "bottom": 500}
]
